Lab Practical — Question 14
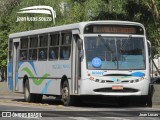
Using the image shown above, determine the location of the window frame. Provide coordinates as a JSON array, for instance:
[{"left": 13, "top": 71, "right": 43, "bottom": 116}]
[
  {"left": 28, "top": 35, "right": 39, "bottom": 61},
  {"left": 49, "top": 32, "right": 60, "bottom": 60},
  {"left": 17, "top": 30, "right": 73, "bottom": 62},
  {"left": 60, "top": 31, "right": 72, "bottom": 60},
  {"left": 20, "top": 37, "right": 29, "bottom": 61},
  {"left": 38, "top": 34, "right": 48, "bottom": 61}
]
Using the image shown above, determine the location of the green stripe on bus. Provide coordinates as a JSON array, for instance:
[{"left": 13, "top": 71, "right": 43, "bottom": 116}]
[{"left": 21, "top": 67, "right": 50, "bottom": 86}]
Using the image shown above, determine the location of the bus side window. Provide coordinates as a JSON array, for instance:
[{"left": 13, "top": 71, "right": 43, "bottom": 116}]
[
  {"left": 60, "top": 32, "right": 71, "bottom": 60},
  {"left": 39, "top": 34, "right": 48, "bottom": 61},
  {"left": 20, "top": 37, "right": 28, "bottom": 61},
  {"left": 39, "top": 48, "right": 47, "bottom": 60},
  {"left": 29, "top": 49, "right": 37, "bottom": 60},
  {"left": 50, "top": 50, "right": 56, "bottom": 59},
  {"left": 49, "top": 33, "right": 59, "bottom": 60},
  {"left": 61, "top": 34, "right": 71, "bottom": 45},
  {"left": 20, "top": 50, "right": 27, "bottom": 61},
  {"left": 60, "top": 46, "right": 71, "bottom": 60},
  {"left": 29, "top": 36, "right": 38, "bottom": 60},
  {"left": 49, "top": 47, "right": 58, "bottom": 60}
]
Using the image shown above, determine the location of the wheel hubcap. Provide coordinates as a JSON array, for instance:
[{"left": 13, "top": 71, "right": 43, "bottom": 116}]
[{"left": 62, "top": 87, "right": 68, "bottom": 101}]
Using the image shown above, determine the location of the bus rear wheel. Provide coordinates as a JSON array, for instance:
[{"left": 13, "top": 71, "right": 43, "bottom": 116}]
[
  {"left": 24, "top": 80, "right": 37, "bottom": 102},
  {"left": 61, "top": 80, "right": 74, "bottom": 106}
]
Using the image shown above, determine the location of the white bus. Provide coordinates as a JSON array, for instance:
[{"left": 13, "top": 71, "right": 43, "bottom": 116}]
[{"left": 8, "top": 21, "right": 152, "bottom": 106}]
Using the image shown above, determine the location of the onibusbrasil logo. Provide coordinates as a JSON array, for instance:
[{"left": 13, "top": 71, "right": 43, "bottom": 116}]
[{"left": 16, "top": 6, "right": 56, "bottom": 24}]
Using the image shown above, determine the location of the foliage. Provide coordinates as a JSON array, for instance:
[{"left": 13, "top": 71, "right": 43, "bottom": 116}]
[{"left": 0, "top": 0, "right": 159, "bottom": 69}]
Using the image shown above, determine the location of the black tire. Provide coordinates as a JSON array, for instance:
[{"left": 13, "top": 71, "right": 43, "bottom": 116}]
[
  {"left": 61, "top": 80, "right": 74, "bottom": 106},
  {"left": 146, "top": 96, "right": 152, "bottom": 107},
  {"left": 24, "top": 80, "right": 36, "bottom": 102},
  {"left": 145, "top": 84, "right": 153, "bottom": 107},
  {"left": 141, "top": 96, "right": 152, "bottom": 107}
]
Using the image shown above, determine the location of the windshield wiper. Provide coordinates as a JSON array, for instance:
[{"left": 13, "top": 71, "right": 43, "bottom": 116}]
[
  {"left": 98, "top": 35, "right": 113, "bottom": 52},
  {"left": 98, "top": 35, "right": 117, "bottom": 64}
]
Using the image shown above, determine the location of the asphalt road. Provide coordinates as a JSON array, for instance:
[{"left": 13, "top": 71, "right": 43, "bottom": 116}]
[
  {"left": 0, "top": 96, "right": 160, "bottom": 120},
  {"left": 0, "top": 82, "right": 160, "bottom": 120}
]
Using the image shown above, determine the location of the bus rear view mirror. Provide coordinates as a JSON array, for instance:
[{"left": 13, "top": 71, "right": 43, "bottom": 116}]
[
  {"left": 79, "top": 50, "right": 84, "bottom": 58},
  {"left": 77, "top": 39, "right": 83, "bottom": 58},
  {"left": 78, "top": 39, "right": 83, "bottom": 50}
]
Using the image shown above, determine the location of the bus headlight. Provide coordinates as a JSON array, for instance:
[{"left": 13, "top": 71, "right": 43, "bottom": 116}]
[
  {"left": 135, "top": 79, "right": 139, "bottom": 82},
  {"left": 130, "top": 77, "right": 144, "bottom": 83},
  {"left": 89, "top": 77, "right": 94, "bottom": 80},
  {"left": 139, "top": 77, "right": 144, "bottom": 81}
]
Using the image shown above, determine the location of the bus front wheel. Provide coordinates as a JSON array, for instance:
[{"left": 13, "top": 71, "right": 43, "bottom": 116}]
[{"left": 61, "top": 80, "right": 74, "bottom": 106}]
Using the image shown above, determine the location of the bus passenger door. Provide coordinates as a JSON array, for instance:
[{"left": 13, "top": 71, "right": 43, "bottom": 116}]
[
  {"left": 12, "top": 38, "right": 20, "bottom": 91},
  {"left": 72, "top": 32, "right": 81, "bottom": 94}
]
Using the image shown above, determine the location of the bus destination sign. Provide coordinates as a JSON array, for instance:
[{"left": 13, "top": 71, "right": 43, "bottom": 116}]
[
  {"left": 93, "top": 26, "right": 136, "bottom": 34},
  {"left": 84, "top": 25, "right": 144, "bottom": 35}
]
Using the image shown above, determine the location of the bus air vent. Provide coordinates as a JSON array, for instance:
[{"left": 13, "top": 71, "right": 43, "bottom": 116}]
[{"left": 93, "top": 88, "right": 138, "bottom": 93}]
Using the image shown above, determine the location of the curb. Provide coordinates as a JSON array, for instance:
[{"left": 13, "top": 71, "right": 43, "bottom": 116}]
[{"left": 0, "top": 82, "right": 23, "bottom": 97}]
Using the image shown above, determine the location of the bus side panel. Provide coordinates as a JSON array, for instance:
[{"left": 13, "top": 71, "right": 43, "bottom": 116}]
[
  {"left": 8, "top": 62, "right": 13, "bottom": 91},
  {"left": 29, "top": 78, "right": 61, "bottom": 95},
  {"left": 18, "top": 61, "right": 71, "bottom": 95}
]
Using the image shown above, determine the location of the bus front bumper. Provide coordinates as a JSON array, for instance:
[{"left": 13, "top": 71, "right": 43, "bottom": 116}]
[{"left": 79, "top": 79, "right": 149, "bottom": 96}]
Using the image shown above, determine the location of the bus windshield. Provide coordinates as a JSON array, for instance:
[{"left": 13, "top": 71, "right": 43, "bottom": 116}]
[{"left": 85, "top": 36, "right": 145, "bottom": 70}]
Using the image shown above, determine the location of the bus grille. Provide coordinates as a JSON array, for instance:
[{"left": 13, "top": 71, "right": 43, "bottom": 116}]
[{"left": 93, "top": 87, "right": 138, "bottom": 93}]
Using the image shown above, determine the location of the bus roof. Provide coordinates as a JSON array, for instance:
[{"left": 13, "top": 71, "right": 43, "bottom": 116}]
[{"left": 9, "top": 20, "right": 145, "bottom": 39}]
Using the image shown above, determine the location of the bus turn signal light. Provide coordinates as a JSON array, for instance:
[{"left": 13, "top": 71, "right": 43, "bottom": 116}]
[{"left": 89, "top": 77, "right": 94, "bottom": 80}]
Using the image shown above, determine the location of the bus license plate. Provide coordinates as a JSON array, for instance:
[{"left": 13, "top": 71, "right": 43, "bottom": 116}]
[{"left": 112, "top": 86, "right": 123, "bottom": 90}]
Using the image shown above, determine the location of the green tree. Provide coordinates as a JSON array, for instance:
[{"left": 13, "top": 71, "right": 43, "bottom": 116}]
[{"left": 0, "top": 0, "right": 160, "bottom": 73}]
